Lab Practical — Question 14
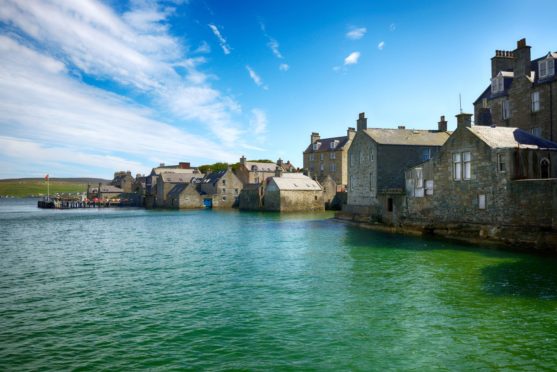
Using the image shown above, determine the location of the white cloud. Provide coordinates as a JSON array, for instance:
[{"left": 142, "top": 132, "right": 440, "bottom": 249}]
[
  {"left": 378, "top": 41, "right": 385, "bottom": 50},
  {"left": 246, "top": 65, "right": 268, "bottom": 90},
  {"left": 279, "top": 63, "right": 290, "bottom": 72},
  {"left": 346, "top": 27, "right": 367, "bottom": 40},
  {"left": 208, "top": 23, "right": 231, "bottom": 55},
  {"left": 0, "top": 1, "right": 256, "bottom": 177},
  {"left": 267, "top": 38, "right": 283, "bottom": 59},
  {"left": 250, "top": 109, "right": 267, "bottom": 136},
  {"left": 389, "top": 23, "right": 396, "bottom": 31},
  {"left": 344, "top": 51, "right": 361, "bottom": 65}
]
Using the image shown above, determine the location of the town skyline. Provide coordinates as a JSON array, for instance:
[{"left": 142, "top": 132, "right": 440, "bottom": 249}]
[{"left": 0, "top": 0, "right": 556, "bottom": 179}]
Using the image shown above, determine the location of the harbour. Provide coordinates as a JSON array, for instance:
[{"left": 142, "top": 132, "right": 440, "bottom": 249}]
[{"left": 2, "top": 198, "right": 557, "bottom": 370}]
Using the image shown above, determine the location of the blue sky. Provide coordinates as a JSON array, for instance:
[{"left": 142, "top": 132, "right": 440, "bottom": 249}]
[{"left": 0, "top": 0, "right": 556, "bottom": 179}]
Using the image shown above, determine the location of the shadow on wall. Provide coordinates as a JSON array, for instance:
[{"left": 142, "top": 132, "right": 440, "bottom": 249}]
[{"left": 481, "top": 258, "right": 557, "bottom": 300}]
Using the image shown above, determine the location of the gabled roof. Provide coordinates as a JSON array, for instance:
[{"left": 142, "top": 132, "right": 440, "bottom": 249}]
[
  {"left": 304, "top": 135, "right": 349, "bottom": 153},
  {"left": 202, "top": 170, "right": 227, "bottom": 184},
  {"left": 363, "top": 128, "right": 450, "bottom": 146},
  {"left": 468, "top": 126, "right": 557, "bottom": 149},
  {"left": 159, "top": 172, "right": 202, "bottom": 183},
  {"left": 151, "top": 167, "right": 198, "bottom": 176},
  {"left": 168, "top": 183, "right": 201, "bottom": 197},
  {"left": 270, "top": 173, "right": 322, "bottom": 191},
  {"left": 243, "top": 161, "right": 277, "bottom": 172}
]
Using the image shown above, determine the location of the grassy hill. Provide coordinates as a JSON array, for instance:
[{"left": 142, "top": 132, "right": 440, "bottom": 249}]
[{"left": 0, "top": 178, "right": 109, "bottom": 198}]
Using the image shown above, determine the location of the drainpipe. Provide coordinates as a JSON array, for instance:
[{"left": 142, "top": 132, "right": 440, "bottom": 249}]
[{"left": 550, "top": 82, "right": 554, "bottom": 142}]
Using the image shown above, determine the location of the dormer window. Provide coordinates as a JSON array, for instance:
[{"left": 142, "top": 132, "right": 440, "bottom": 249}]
[
  {"left": 539, "top": 57, "right": 555, "bottom": 79},
  {"left": 491, "top": 76, "right": 504, "bottom": 94},
  {"left": 312, "top": 142, "right": 321, "bottom": 151},
  {"left": 329, "top": 140, "right": 338, "bottom": 149}
]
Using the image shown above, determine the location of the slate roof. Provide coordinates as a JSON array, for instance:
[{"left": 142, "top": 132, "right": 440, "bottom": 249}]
[
  {"left": 151, "top": 167, "right": 199, "bottom": 176},
  {"left": 167, "top": 183, "right": 188, "bottom": 197},
  {"left": 363, "top": 128, "right": 450, "bottom": 146},
  {"left": 202, "top": 170, "right": 226, "bottom": 185},
  {"left": 270, "top": 173, "right": 322, "bottom": 191},
  {"left": 304, "top": 136, "right": 349, "bottom": 153},
  {"left": 160, "top": 172, "right": 203, "bottom": 183},
  {"left": 244, "top": 161, "right": 277, "bottom": 172},
  {"left": 90, "top": 185, "right": 123, "bottom": 193},
  {"left": 468, "top": 126, "right": 557, "bottom": 149}
]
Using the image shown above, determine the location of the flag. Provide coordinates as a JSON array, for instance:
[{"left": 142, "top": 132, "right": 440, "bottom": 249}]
[{"left": 45, "top": 174, "right": 49, "bottom": 181}]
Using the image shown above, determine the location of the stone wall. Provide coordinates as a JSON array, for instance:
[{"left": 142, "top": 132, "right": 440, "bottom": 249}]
[
  {"left": 346, "top": 132, "right": 378, "bottom": 207},
  {"left": 169, "top": 185, "right": 204, "bottom": 209},
  {"left": 264, "top": 190, "right": 324, "bottom": 212}
]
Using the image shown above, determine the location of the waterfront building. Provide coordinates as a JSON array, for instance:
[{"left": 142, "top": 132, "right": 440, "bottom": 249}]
[
  {"left": 144, "top": 162, "right": 201, "bottom": 208},
  {"left": 87, "top": 184, "right": 124, "bottom": 200},
  {"left": 474, "top": 38, "right": 557, "bottom": 141},
  {"left": 156, "top": 172, "right": 204, "bottom": 208},
  {"left": 344, "top": 112, "right": 450, "bottom": 220},
  {"left": 110, "top": 171, "right": 134, "bottom": 193},
  {"left": 235, "top": 156, "right": 278, "bottom": 185},
  {"left": 167, "top": 178, "right": 204, "bottom": 209},
  {"left": 404, "top": 113, "right": 557, "bottom": 246},
  {"left": 199, "top": 167, "right": 244, "bottom": 208},
  {"left": 303, "top": 127, "right": 355, "bottom": 188}
]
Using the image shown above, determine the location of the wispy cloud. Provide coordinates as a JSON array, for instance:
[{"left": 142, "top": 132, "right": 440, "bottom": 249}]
[
  {"left": 267, "top": 38, "right": 283, "bottom": 59},
  {"left": 249, "top": 109, "right": 267, "bottom": 144},
  {"left": 344, "top": 51, "right": 361, "bottom": 65},
  {"left": 346, "top": 27, "right": 367, "bottom": 40},
  {"left": 208, "top": 23, "right": 231, "bottom": 55},
  {"left": 0, "top": 0, "right": 255, "bottom": 177},
  {"left": 378, "top": 41, "right": 385, "bottom": 50},
  {"left": 279, "top": 63, "right": 290, "bottom": 72},
  {"left": 246, "top": 65, "right": 268, "bottom": 90},
  {"left": 389, "top": 23, "right": 396, "bottom": 31}
]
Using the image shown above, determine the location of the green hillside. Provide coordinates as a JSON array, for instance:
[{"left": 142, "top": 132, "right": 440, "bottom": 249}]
[{"left": 0, "top": 179, "right": 89, "bottom": 198}]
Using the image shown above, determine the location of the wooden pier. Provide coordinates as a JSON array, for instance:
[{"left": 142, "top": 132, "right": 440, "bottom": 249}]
[{"left": 37, "top": 198, "right": 138, "bottom": 209}]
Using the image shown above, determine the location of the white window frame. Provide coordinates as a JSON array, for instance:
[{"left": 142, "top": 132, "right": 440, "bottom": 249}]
[
  {"left": 502, "top": 99, "right": 511, "bottom": 120},
  {"left": 329, "top": 141, "right": 337, "bottom": 149},
  {"left": 539, "top": 58, "right": 555, "bottom": 79},
  {"left": 478, "top": 194, "right": 486, "bottom": 210},
  {"left": 463, "top": 152, "right": 471, "bottom": 180},
  {"left": 312, "top": 143, "right": 320, "bottom": 151},
  {"left": 531, "top": 91, "right": 540, "bottom": 112},
  {"left": 330, "top": 152, "right": 336, "bottom": 160},
  {"left": 453, "top": 153, "right": 462, "bottom": 181}
]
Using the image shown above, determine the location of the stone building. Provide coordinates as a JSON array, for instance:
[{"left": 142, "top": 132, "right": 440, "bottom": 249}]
[
  {"left": 345, "top": 112, "right": 450, "bottom": 218},
  {"left": 155, "top": 172, "right": 204, "bottom": 208},
  {"left": 474, "top": 38, "right": 557, "bottom": 142},
  {"left": 303, "top": 126, "right": 355, "bottom": 188},
  {"left": 167, "top": 179, "right": 204, "bottom": 209},
  {"left": 111, "top": 171, "right": 134, "bottom": 193},
  {"left": 235, "top": 156, "right": 278, "bottom": 185},
  {"left": 87, "top": 184, "right": 123, "bottom": 200},
  {"left": 199, "top": 167, "right": 244, "bottom": 208},
  {"left": 239, "top": 170, "right": 324, "bottom": 212},
  {"left": 404, "top": 113, "right": 557, "bottom": 247},
  {"left": 144, "top": 162, "right": 202, "bottom": 208}
]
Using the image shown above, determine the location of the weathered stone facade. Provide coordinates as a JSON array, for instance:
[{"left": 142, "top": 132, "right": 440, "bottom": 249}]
[
  {"left": 235, "top": 157, "right": 277, "bottom": 185},
  {"left": 303, "top": 127, "right": 355, "bottom": 187},
  {"left": 199, "top": 167, "right": 243, "bottom": 208},
  {"left": 345, "top": 112, "right": 450, "bottom": 217},
  {"left": 474, "top": 38, "right": 557, "bottom": 142},
  {"left": 167, "top": 183, "right": 204, "bottom": 209},
  {"left": 403, "top": 113, "right": 557, "bottom": 248},
  {"left": 111, "top": 171, "right": 134, "bottom": 193}
]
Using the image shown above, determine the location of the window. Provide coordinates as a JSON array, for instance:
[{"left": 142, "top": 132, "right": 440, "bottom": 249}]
[
  {"left": 312, "top": 142, "right": 320, "bottom": 151},
  {"left": 453, "top": 153, "right": 462, "bottom": 180},
  {"left": 235, "top": 189, "right": 239, "bottom": 195},
  {"left": 222, "top": 179, "right": 226, "bottom": 185},
  {"left": 502, "top": 99, "right": 511, "bottom": 120},
  {"left": 415, "top": 168, "right": 423, "bottom": 188},
  {"left": 330, "top": 152, "right": 336, "bottom": 160},
  {"left": 350, "top": 175, "right": 355, "bottom": 190},
  {"left": 539, "top": 58, "right": 555, "bottom": 79},
  {"left": 541, "top": 158, "right": 550, "bottom": 179},
  {"left": 478, "top": 194, "right": 486, "bottom": 210},
  {"left": 387, "top": 198, "right": 393, "bottom": 212},
  {"left": 320, "top": 163, "right": 324, "bottom": 171},
  {"left": 330, "top": 141, "right": 337, "bottom": 149},
  {"left": 491, "top": 76, "right": 504, "bottom": 94},
  {"left": 320, "top": 153, "right": 324, "bottom": 161},
  {"left": 531, "top": 91, "right": 540, "bottom": 112},
  {"left": 330, "top": 163, "right": 336, "bottom": 172},
  {"left": 497, "top": 153, "right": 506, "bottom": 172},
  {"left": 350, "top": 153, "right": 357, "bottom": 167},
  {"left": 425, "top": 180, "right": 434, "bottom": 195},
  {"left": 222, "top": 196, "right": 227, "bottom": 201},
  {"left": 369, "top": 172, "right": 373, "bottom": 191},
  {"left": 370, "top": 150, "right": 374, "bottom": 161},
  {"left": 422, "top": 148, "right": 431, "bottom": 162},
  {"left": 463, "top": 152, "right": 471, "bottom": 180},
  {"left": 531, "top": 127, "right": 542, "bottom": 137},
  {"left": 222, "top": 188, "right": 226, "bottom": 193},
  {"left": 309, "top": 153, "right": 315, "bottom": 161}
]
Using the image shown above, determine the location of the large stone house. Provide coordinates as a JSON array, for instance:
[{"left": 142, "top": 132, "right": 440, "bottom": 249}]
[
  {"left": 167, "top": 179, "right": 204, "bottom": 209},
  {"left": 404, "top": 113, "right": 557, "bottom": 247},
  {"left": 144, "top": 162, "right": 202, "bottom": 207},
  {"left": 345, "top": 112, "right": 450, "bottom": 219},
  {"left": 235, "top": 157, "right": 278, "bottom": 185},
  {"left": 474, "top": 38, "right": 557, "bottom": 141},
  {"left": 154, "top": 172, "right": 203, "bottom": 208},
  {"left": 111, "top": 171, "right": 134, "bottom": 193},
  {"left": 199, "top": 167, "right": 244, "bottom": 208},
  {"left": 303, "top": 126, "right": 356, "bottom": 188}
]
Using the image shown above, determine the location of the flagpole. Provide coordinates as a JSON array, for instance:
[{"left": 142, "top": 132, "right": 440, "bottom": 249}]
[{"left": 47, "top": 178, "right": 50, "bottom": 200}]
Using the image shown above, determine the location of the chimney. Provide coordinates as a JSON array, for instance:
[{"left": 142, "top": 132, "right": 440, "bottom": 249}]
[
  {"left": 356, "top": 112, "right": 367, "bottom": 131},
  {"left": 240, "top": 156, "right": 246, "bottom": 165},
  {"left": 398, "top": 125, "right": 406, "bottom": 130},
  {"left": 513, "top": 38, "right": 531, "bottom": 77},
  {"left": 275, "top": 165, "right": 283, "bottom": 178},
  {"left": 179, "top": 162, "right": 190, "bottom": 169},
  {"left": 277, "top": 158, "right": 283, "bottom": 167},
  {"left": 347, "top": 127, "right": 356, "bottom": 140},
  {"left": 311, "top": 132, "right": 320, "bottom": 144},
  {"left": 159, "top": 163, "right": 165, "bottom": 167},
  {"left": 456, "top": 113, "right": 473, "bottom": 129},
  {"left": 491, "top": 49, "right": 515, "bottom": 78},
  {"left": 438, "top": 115, "right": 448, "bottom": 132}
]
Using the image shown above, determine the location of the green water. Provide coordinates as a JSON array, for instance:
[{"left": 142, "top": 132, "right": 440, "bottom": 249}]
[{"left": 1, "top": 199, "right": 557, "bottom": 370}]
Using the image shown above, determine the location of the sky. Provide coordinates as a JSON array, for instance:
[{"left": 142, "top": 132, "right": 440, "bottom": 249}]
[{"left": 0, "top": 0, "right": 556, "bottom": 179}]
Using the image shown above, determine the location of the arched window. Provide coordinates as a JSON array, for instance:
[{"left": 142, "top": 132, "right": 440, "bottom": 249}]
[{"left": 540, "top": 158, "right": 550, "bottom": 179}]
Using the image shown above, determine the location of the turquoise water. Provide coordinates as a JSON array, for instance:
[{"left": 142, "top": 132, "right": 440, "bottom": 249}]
[{"left": 1, "top": 198, "right": 557, "bottom": 370}]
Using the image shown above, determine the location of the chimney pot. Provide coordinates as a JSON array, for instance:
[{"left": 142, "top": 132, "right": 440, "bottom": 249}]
[
  {"left": 398, "top": 125, "right": 406, "bottom": 130},
  {"left": 517, "top": 38, "right": 526, "bottom": 48}
]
